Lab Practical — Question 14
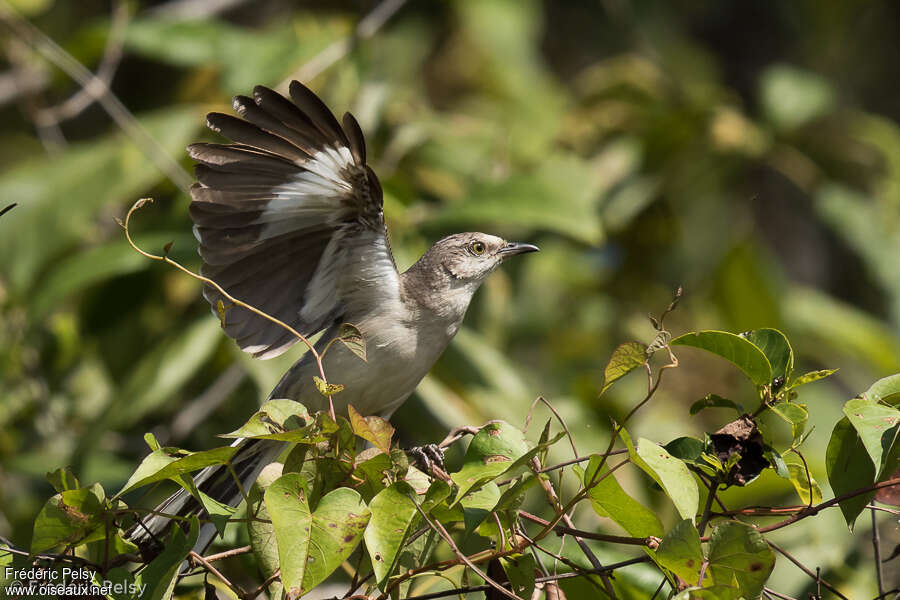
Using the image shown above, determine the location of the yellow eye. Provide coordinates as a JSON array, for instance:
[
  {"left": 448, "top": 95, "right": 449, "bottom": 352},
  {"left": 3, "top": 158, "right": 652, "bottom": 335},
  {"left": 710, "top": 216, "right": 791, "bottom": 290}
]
[{"left": 469, "top": 241, "right": 486, "bottom": 255}]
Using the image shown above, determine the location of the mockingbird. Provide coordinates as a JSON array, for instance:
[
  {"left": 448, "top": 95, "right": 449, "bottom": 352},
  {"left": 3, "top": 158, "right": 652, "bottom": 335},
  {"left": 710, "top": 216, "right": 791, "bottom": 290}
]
[{"left": 130, "top": 81, "right": 538, "bottom": 554}]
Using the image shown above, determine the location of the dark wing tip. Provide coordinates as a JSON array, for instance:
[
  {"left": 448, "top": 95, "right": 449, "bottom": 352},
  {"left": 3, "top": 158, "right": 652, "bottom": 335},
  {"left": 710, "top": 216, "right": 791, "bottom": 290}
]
[
  {"left": 205, "top": 112, "right": 230, "bottom": 134},
  {"left": 288, "top": 80, "right": 350, "bottom": 148},
  {"left": 342, "top": 112, "right": 366, "bottom": 165}
]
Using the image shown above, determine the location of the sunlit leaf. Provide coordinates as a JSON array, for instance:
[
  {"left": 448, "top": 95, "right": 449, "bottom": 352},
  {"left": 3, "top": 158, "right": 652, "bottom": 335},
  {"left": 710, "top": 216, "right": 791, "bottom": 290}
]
[
  {"left": 348, "top": 404, "right": 394, "bottom": 455},
  {"left": 265, "top": 473, "right": 370, "bottom": 598},
  {"left": 842, "top": 397, "right": 900, "bottom": 475},
  {"left": 672, "top": 331, "right": 772, "bottom": 386},
  {"left": 743, "top": 328, "right": 793, "bottom": 383},
  {"left": 220, "top": 399, "right": 312, "bottom": 440},
  {"left": 31, "top": 484, "right": 107, "bottom": 553},
  {"left": 784, "top": 453, "right": 822, "bottom": 505},
  {"left": 656, "top": 519, "right": 703, "bottom": 585},
  {"left": 600, "top": 341, "right": 647, "bottom": 395},
  {"left": 581, "top": 455, "right": 664, "bottom": 543},
  {"left": 787, "top": 369, "right": 837, "bottom": 391},
  {"left": 499, "top": 554, "right": 536, "bottom": 598},
  {"left": 707, "top": 521, "right": 775, "bottom": 598},
  {"left": 364, "top": 482, "right": 420, "bottom": 588},
  {"left": 451, "top": 421, "right": 530, "bottom": 502},
  {"left": 337, "top": 323, "right": 367, "bottom": 362},
  {"left": 314, "top": 376, "right": 345, "bottom": 397},
  {"left": 771, "top": 402, "right": 808, "bottom": 442},
  {"left": 116, "top": 445, "right": 238, "bottom": 496}
]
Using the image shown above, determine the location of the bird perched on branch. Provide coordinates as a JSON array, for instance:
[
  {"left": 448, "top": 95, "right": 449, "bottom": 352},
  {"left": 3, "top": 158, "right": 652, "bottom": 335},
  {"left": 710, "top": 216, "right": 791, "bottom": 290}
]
[{"left": 129, "top": 81, "right": 538, "bottom": 555}]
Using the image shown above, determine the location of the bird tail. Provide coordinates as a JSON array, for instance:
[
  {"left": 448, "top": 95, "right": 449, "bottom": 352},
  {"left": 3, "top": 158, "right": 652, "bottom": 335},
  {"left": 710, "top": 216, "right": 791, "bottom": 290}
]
[{"left": 129, "top": 437, "right": 285, "bottom": 559}]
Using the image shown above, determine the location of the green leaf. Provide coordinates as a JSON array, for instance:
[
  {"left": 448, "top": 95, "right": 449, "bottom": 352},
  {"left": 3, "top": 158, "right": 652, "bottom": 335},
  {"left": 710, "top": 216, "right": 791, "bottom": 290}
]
[
  {"left": 600, "top": 341, "right": 647, "bottom": 395},
  {"left": 784, "top": 453, "right": 822, "bottom": 505},
  {"left": 198, "top": 490, "right": 237, "bottom": 537},
  {"left": 314, "top": 376, "right": 345, "bottom": 397},
  {"left": 743, "top": 328, "right": 793, "bottom": 382},
  {"left": 707, "top": 521, "right": 775, "bottom": 598},
  {"left": 364, "top": 482, "right": 420, "bottom": 587},
  {"left": 337, "top": 323, "right": 367, "bottom": 362},
  {"left": 220, "top": 399, "right": 312, "bottom": 439},
  {"left": 348, "top": 405, "right": 394, "bottom": 455},
  {"left": 628, "top": 435, "right": 700, "bottom": 522},
  {"left": 116, "top": 445, "right": 238, "bottom": 496},
  {"left": 582, "top": 455, "right": 664, "bottom": 540},
  {"left": 664, "top": 437, "right": 707, "bottom": 465},
  {"left": 689, "top": 394, "right": 744, "bottom": 416},
  {"left": 461, "top": 482, "right": 501, "bottom": 538},
  {"left": 144, "top": 433, "right": 161, "bottom": 452},
  {"left": 771, "top": 402, "right": 808, "bottom": 442},
  {"left": 656, "top": 519, "right": 703, "bottom": 585},
  {"left": 46, "top": 467, "right": 80, "bottom": 493},
  {"left": 499, "top": 554, "right": 536, "bottom": 598},
  {"left": 842, "top": 397, "right": 900, "bottom": 475},
  {"left": 671, "top": 331, "right": 772, "bottom": 386},
  {"left": 31, "top": 484, "right": 107, "bottom": 553},
  {"left": 764, "top": 446, "right": 789, "bottom": 479},
  {"left": 265, "top": 473, "right": 370, "bottom": 598},
  {"left": 786, "top": 369, "right": 837, "bottom": 391},
  {"left": 862, "top": 373, "right": 900, "bottom": 404},
  {"left": 451, "top": 421, "right": 530, "bottom": 502},
  {"left": 353, "top": 449, "right": 393, "bottom": 501},
  {"left": 827, "top": 417, "right": 876, "bottom": 527},
  {"left": 248, "top": 463, "right": 286, "bottom": 599},
  {"left": 134, "top": 518, "right": 199, "bottom": 600}
]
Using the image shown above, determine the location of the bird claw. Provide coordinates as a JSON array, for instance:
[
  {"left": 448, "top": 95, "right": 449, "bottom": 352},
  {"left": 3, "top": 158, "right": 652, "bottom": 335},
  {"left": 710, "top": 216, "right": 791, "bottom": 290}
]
[{"left": 406, "top": 443, "right": 445, "bottom": 473}]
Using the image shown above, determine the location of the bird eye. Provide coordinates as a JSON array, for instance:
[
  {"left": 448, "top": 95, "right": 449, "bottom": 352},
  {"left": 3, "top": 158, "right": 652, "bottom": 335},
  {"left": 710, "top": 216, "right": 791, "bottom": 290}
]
[{"left": 469, "top": 241, "right": 486, "bottom": 256}]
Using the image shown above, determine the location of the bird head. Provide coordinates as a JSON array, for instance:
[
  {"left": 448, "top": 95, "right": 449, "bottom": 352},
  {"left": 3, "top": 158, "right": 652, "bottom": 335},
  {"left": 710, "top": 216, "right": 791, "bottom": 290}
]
[{"left": 430, "top": 232, "right": 539, "bottom": 283}]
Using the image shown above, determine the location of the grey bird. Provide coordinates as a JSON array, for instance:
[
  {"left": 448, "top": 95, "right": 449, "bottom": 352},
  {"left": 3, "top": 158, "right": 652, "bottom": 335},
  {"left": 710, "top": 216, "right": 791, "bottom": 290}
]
[{"left": 129, "top": 81, "right": 538, "bottom": 555}]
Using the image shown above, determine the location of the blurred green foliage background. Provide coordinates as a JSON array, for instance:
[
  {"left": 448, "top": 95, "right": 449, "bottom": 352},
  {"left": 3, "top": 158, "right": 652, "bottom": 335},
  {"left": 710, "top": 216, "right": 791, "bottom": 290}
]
[{"left": 1, "top": 0, "right": 899, "bottom": 597}]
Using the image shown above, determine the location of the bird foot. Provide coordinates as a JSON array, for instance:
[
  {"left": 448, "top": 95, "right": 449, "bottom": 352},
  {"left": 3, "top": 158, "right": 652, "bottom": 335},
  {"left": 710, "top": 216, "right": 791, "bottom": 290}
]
[{"left": 406, "top": 443, "right": 446, "bottom": 474}]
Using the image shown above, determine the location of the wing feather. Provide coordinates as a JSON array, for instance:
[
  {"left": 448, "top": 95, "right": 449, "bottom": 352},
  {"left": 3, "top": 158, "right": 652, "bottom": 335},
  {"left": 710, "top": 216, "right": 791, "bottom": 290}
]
[{"left": 189, "top": 82, "right": 397, "bottom": 358}]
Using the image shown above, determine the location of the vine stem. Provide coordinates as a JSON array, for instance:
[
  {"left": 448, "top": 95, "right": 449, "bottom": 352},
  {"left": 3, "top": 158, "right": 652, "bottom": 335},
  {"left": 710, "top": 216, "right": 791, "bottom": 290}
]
[{"left": 121, "top": 198, "right": 337, "bottom": 419}]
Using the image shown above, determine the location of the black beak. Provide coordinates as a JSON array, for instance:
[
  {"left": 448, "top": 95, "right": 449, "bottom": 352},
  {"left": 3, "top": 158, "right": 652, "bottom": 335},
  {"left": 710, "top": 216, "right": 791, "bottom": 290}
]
[{"left": 499, "top": 241, "right": 540, "bottom": 257}]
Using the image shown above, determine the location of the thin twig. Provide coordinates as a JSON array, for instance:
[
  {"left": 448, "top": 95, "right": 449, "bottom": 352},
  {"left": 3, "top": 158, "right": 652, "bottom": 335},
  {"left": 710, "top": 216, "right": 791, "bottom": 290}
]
[
  {"left": 189, "top": 551, "right": 246, "bottom": 598},
  {"left": 244, "top": 569, "right": 281, "bottom": 600},
  {"left": 528, "top": 456, "right": 617, "bottom": 597},
  {"left": 398, "top": 558, "right": 650, "bottom": 600},
  {"left": 438, "top": 425, "right": 484, "bottom": 449},
  {"left": 121, "top": 199, "right": 329, "bottom": 387},
  {"left": 752, "top": 476, "right": 900, "bottom": 535},
  {"left": 762, "top": 588, "right": 798, "bottom": 600},
  {"left": 34, "top": 0, "right": 128, "bottom": 126},
  {"left": 697, "top": 475, "right": 721, "bottom": 536},
  {"left": 536, "top": 451, "right": 627, "bottom": 474},
  {"left": 203, "top": 544, "right": 252, "bottom": 563},
  {"left": 407, "top": 494, "right": 523, "bottom": 600},
  {"left": 766, "top": 540, "right": 848, "bottom": 600},
  {"left": 519, "top": 510, "right": 657, "bottom": 548}
]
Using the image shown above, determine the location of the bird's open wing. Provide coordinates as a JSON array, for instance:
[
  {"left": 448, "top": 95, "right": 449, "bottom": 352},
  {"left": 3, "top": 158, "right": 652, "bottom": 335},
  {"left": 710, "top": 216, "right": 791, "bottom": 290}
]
[{"left": 189, "top": 81, "right": 398, "bottom": 358}]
